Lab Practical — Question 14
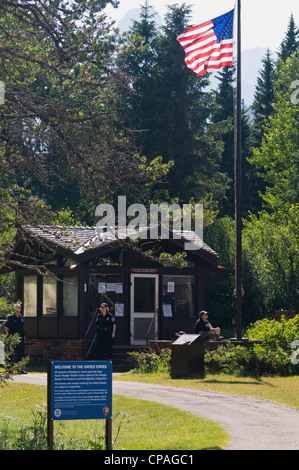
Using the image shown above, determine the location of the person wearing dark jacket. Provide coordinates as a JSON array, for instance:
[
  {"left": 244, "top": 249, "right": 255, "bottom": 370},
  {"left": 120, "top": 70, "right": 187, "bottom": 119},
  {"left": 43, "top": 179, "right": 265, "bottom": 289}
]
[
  {"left": 194, "top": 310, "right": 220, "bottom": 338},
  {"left": 95, "top": 303, "right": 116, "bottom": 360},
  {"left": 4, "top": 302, "right": 26, "bottom": 369}
]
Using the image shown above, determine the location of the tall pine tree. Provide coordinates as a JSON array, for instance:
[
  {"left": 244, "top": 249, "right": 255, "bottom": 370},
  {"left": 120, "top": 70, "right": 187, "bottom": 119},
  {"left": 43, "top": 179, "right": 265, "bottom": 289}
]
[
  {"left": 252, "top": 49, "right": 275, "bottom": 146},
  {"left": 117, "top": 0, "right": 159, "bottom": 154},
  {"left": 118, "top": 3, "right": 229, "bottom": 204},
  {"left": 212, "top": 67, "right": 234, "bottom": 217},
  {"left": 211, "top": 67, "right": 257, "bottom": 216},
  {"left": 278, "top": 13, "right": 299, "bottom": 61}
]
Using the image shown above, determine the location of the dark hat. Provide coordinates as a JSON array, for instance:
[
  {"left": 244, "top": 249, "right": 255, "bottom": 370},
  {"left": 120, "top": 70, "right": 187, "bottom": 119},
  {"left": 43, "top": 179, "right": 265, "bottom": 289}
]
[
  {"left": 199, "top": 310, "right": 209, "bottom": 318},
  {"left": 100, "top": 303, "right": 108, "bottom": 308}
]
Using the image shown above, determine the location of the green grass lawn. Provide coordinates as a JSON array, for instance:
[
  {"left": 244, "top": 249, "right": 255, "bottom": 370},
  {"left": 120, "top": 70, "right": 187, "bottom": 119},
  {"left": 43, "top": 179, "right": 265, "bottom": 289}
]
[
  {"left": 1, "top": 369, "right": 298, "bottom": 450},
  {"left": 0, "top": 383, "right": 230, "bottom": 450}
]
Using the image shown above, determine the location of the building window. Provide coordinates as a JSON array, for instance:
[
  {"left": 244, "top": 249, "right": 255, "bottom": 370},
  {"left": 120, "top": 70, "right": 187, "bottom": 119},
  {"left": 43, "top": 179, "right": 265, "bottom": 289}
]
[
  {"left": 89, "top": 274, "right": 124, "bottom": 317},
  {"left": 43, "top": 277, "right": 57, "bottom": 316},
  {"left": 62, "top": 276, "right": 78, "bottom": 317},
  {"left": 23, "top": 276, "right": 37, "bottom": 317},
  {"left": 162, "top": 275, "right": 195, "bottom": 317}
]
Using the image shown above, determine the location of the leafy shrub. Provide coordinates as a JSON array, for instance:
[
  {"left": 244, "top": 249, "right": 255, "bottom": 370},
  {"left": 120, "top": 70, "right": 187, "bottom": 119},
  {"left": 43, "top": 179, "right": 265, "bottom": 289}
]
[
  {"left": 127, "top": 318, "right": 299, "bottom": 377},
  {"left": 205, "top": 343, "right": 295, "bottom": 376},
  {"left": 246, "top": 316, "right": 299, "bottom": 350},
  {"left": 0, "top": 333, "right": 29, "bottom": 385},
  {"left": 128, "top": 349, "right": 171, "bottom": 374},
  {"left": 0, "top": 298, "right": 14, "bottom": 319},
  {"left": 205, "top": 317, "right": 299, "bottom": 376}
]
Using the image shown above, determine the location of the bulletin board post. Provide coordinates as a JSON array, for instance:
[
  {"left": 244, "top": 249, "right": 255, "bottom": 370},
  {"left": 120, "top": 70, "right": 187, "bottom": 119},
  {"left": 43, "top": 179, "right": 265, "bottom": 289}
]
[{"left": 47, "top": 360, "right": 113, "bottom": 450}]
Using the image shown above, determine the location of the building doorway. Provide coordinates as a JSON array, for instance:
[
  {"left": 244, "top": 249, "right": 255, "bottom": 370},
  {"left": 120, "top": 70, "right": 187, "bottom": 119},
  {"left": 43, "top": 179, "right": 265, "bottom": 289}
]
[{"left": 130, "top": 274, "right": 158, "bottom": 345}]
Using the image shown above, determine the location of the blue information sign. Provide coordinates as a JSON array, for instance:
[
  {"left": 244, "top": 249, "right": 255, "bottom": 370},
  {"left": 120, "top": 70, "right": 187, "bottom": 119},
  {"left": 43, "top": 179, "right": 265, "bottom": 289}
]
[{"left": 51, "top": 361, "right": 112, "bottom": 421}]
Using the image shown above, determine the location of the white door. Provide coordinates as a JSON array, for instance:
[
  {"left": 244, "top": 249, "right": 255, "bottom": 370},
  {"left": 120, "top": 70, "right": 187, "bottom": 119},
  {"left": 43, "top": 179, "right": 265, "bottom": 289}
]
[{"left": 130, "top": 274, "right": 159, "bottom": 345}]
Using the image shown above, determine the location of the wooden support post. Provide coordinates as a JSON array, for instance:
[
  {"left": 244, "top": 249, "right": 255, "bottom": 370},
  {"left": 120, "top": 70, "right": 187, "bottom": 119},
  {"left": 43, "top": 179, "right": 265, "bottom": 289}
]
[
  {"left": 106, "top": 418, "right": 112, "bottom": 450},
  {"left": 47, "top": 361, "right": 54, "bottom": 450}
]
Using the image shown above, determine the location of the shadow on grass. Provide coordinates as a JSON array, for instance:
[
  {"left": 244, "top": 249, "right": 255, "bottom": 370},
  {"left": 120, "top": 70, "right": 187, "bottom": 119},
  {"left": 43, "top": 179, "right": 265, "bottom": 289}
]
[
  {"left": 171, "top": 374, "right": 275, "bottom": 387},
  {"left": 203, "top": 378, "right": 264, "bottom": 385}
]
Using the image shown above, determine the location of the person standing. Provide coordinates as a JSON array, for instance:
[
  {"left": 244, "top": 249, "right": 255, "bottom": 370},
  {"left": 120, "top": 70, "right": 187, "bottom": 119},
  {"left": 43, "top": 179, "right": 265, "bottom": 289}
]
[
  {"left": 95, "top": 303, "right": 116, "bottom": 360},
  {"left": 4, "top": 302, "right": 27, "bottom": 371}
]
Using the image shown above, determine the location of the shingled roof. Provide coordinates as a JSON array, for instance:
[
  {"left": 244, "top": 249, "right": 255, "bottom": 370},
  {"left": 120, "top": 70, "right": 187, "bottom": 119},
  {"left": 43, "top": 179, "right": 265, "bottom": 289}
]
[{"left": 21, "top": 225, "right": 219, "bottom": 264}]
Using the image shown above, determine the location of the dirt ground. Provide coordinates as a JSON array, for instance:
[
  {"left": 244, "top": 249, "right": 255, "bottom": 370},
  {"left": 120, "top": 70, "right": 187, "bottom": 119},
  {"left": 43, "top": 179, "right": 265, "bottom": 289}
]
[{"left": 12, "top": 373, "right": 299, "bottom": 450}]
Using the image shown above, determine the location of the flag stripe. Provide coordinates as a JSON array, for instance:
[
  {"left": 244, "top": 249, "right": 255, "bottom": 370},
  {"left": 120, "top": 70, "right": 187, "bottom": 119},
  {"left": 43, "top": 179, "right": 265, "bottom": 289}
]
[
  {"left": 177, "top": 20, "right": 212, "bottom": 41},
  {"left": 185, "top": 43, "right": 233, "bottom": 74},
  {"left": 183, "top": 32, "right": 216, "bottom": 53},
  {"left": 186, "top": 40, "right": 233, "bottom": 63},
  {"left": 189, "top": 56, "right": 233, "bottom": 75},
  {"left": 177, "top": 9, "right": 234, "bottom": 76},
  {"left": 178, "top": 25, "right": 214, "bottom": 46}
]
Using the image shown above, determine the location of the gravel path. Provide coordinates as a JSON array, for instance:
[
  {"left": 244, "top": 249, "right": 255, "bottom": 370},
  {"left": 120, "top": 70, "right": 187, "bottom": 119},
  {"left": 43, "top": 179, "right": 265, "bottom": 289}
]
[{"left": 12, "top": 374, "right": 299, "bottom": 450}]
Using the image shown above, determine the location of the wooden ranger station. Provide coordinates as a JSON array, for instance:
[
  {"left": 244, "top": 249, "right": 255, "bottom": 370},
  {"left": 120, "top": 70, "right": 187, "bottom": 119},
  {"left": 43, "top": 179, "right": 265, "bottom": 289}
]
[{"left": 2, "top": 225, "right": 231, "bottom": 363}]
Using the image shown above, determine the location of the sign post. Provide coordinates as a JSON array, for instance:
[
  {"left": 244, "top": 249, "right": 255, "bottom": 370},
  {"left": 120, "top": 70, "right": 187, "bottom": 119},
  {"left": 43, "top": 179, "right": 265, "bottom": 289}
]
[{"left": 47, "top": 360, "right": 112, "bottom": 450}]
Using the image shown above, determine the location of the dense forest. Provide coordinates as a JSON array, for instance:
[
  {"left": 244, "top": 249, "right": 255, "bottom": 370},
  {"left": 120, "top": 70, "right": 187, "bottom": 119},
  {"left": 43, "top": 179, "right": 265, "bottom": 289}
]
[{"left": 0, "top": 0, "right": 299, "bottom": 330}]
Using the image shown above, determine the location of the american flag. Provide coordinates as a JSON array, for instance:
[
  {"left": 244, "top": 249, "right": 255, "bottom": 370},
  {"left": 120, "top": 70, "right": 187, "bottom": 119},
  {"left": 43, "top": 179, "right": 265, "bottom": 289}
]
[{"left": 177, "top": 9, "right": 235, "bottom": 76}]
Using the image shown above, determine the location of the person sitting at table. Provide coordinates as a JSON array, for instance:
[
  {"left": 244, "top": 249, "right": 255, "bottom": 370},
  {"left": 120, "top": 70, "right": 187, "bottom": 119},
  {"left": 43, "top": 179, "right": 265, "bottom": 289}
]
[{"left": 194, "top": 310, "right": 221, "bottom": 339}]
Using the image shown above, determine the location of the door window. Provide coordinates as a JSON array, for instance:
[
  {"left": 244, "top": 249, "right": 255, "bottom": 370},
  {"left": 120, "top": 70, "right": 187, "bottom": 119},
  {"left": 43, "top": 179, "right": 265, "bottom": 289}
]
[{"left": 134, "top": 277, "right": 156, "bottom": 313}]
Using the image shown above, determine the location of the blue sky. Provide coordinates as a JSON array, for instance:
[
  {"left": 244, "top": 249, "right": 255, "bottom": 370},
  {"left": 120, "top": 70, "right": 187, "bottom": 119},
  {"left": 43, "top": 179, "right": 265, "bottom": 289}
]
[{"left": 105, "top": 0, "right": 299, "bottom": 52}]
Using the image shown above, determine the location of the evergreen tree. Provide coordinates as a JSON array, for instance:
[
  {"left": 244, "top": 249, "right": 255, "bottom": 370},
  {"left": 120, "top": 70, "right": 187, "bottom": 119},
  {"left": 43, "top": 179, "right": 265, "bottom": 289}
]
[
  {"left": 251, "top": 49, "right": 275, "bottom": 146},
  {"left": 211, "top": 67, "right": 234, "bottom": 217},
  {"left": 213, "top": 67, "right": 235, "bottom": 123},
  {"left": 244, "top": 51, "right": 299, "bottom": 313},
  {"left": 118, "top": 3, "right": 229, "bottom": 205},
  {"left": 117, "top": 1, "right": 160, "bottom": 159},
  {"left": 211, "top": 67, "right": 258, "bottom": 217},
  {"left": 278, "top": 13, "right": 299, "bottom": 61},
  {"left": 241, "top": 102, "right": 263, "bottom": 216},
  {"left": 153, "top": 4, "right": 211, "bottom": 197},
  {"left": 250, "top": 54, "right": 299, "bottom": 217},
  {"left": 0, "top": 0, "right": 168, "bottom": 229}
]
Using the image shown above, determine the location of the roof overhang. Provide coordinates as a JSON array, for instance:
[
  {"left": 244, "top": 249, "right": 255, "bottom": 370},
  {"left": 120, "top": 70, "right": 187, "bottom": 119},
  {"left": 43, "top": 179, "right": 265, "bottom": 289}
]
[{"left": 1, "top": 225, "right": 229, "bottom": 271}]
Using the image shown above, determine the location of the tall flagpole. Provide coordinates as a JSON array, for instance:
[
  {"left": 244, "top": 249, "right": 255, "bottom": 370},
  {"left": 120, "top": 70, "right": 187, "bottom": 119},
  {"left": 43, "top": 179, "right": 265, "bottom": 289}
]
[{"left": 235, "top": 0, "right": 243, "bottom": 340}]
